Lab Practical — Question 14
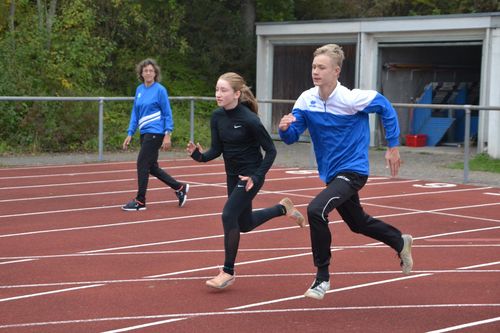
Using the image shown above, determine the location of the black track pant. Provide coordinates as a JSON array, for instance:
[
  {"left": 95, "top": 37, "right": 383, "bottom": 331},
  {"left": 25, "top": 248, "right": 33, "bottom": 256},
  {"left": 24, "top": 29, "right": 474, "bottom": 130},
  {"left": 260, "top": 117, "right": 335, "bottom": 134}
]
[
  {"left": 221, "top": 175, "right": 285, "bottom": 274},
  {"left": 307, "top": 172, "right": 404, "bottom": 281},
  {"left": 136, "top": 133, "right": 182, "bottom": 203}
]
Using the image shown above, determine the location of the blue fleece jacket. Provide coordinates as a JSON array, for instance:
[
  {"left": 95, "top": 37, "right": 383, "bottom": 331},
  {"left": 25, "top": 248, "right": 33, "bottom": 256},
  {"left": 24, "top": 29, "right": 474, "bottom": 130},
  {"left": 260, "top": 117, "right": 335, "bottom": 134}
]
[
  {"left": 279, "top": 82, "right": 400, "bottom": 184},
  {"left": 127, "top": 82, "right": 173, "bottom": 136}
]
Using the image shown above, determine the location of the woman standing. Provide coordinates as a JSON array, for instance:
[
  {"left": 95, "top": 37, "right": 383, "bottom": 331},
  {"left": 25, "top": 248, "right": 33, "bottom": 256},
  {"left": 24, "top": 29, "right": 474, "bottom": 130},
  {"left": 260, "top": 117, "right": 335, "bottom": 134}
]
[
  {"left": 122, "top": 58, "right": 189, "bottom": 211},
  {"left": 187, "top": 72, "right": 305, "bottom": 289}
]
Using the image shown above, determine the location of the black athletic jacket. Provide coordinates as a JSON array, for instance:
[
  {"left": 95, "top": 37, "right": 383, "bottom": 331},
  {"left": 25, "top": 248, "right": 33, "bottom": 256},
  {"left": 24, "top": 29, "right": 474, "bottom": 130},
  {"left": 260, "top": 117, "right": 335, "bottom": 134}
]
[{"left": 191, "top": 103, "right": 276, "bottom": 184}]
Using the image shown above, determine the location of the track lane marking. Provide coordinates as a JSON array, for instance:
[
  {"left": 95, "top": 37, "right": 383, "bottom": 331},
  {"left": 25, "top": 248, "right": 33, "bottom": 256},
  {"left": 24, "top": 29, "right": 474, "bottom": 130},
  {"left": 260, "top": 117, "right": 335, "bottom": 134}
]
[
  {"left": 0, "top": 158, "right": 192, "bottom": 172},
  {"left": 227, "top": 274, "right": 432, "bottom": 310},
  {"left": 227, "top": 260, "right": 500, "bottom": 310},
  {"left": 0, "top": 174, "right": 403, "bottom": 203},
  {"left": 2, "top": 244, "right": 499, "bottom": 262},
  {"left": 426, "top": 316, "right": 500, "bottom": 333},
  {"left": 101, "top": 317, "right": 188, "bottom": 333},
  {"left": 0, "top": 174, "right": 318, "bottom": 203},
  {"left": 0, "top": 284, "right": 104, "bottom": 303},
  {"left": 1, "top": 304, "right": 498, "bottom": 330},
  {"left": 2, "top": 186, "right": 497, "bottom": 237},
  {"left": 0, "top": 163, "right": 224, "bottom": 180},
  {"left": 2, "top": 269, "right": 499, "bottom": 289},
  {"left": 0, "top": 166, "right": 295, "bottom": 187}
]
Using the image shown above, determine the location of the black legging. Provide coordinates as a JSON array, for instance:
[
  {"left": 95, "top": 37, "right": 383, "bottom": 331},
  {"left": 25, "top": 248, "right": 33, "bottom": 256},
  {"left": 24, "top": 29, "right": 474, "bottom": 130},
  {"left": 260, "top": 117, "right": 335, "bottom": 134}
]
[
  {"left": 221, "top": 174, "right": 284, "bottom": 274},
  {"left": 307, "top": 172, "right": 404, "bottom": 281},
  {"left": 136, "top": 133, "right": 182, "bottom": 203}
]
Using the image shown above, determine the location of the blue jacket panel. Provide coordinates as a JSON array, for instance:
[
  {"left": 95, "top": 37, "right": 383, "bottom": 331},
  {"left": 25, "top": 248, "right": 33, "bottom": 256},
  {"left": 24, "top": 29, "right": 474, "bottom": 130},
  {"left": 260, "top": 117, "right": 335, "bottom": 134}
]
[
  {"left": 279, "top": 83, "right": 400, "bottom": 183},
  {"left": 127, "top": 82, "right": 173, "bottom": 136}
]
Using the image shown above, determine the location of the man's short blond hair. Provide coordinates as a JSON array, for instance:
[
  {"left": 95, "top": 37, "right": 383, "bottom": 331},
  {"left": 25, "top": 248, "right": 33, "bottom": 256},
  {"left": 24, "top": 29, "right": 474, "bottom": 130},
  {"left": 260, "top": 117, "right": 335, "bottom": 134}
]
[{"left": 314, "top": 44, "right": 344, "bottom": 68}]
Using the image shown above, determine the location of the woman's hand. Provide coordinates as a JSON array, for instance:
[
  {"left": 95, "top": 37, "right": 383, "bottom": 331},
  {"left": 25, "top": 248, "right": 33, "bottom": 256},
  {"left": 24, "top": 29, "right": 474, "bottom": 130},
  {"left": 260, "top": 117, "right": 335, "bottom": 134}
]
[
  {"left": 238, "top": 175, "right": 254, "bottom": 191},
  {"left": 122, "top": 136, "right": 132, "bottom": 150},
  {"left": 161, "top": 134, "right": 171, "bottom": 151},
  {"left": 187, "top": 141, "right": 203, "bottom": 155}
]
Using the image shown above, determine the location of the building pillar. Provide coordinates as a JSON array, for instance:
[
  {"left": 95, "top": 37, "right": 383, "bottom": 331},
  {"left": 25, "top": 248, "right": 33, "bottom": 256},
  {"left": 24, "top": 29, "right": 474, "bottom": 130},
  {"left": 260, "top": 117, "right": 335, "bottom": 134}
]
[{"left": 486, "top": 28, "right": 500, "bottom": 158}]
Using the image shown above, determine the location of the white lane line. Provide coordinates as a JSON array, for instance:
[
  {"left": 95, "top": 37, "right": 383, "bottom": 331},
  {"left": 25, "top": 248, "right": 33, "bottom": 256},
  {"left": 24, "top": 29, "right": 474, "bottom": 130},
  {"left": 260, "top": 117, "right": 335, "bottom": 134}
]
[
  {"left": 227, "top": 259, "right": 500, "bottom": 311},
  {"left": 0, "top": 174, "right": 317, "bottom": 203},
  {"left": 76, "top": 215, "right": 500, "bottom": 255},
  {"left": 146, "top": 252, "right": 312, "bottom": 278},
  {"left": 458, "top": 261, "right": 500, "bottom": 269},
  {"left": 2, "top": 269, "right": 499, "bottom": 289},
  {"left": 2, "top": 304, "right": 498, "bottom": 330},
  {"left": 0, "top": 284, "right": 104, "bottom": 303},
  {"left": 0, "top": 259, "right": 35, "bottom": 265},
  {"left": 0, "top": 163, "right": 224, "bottom": 180},
  {"left": 101, "top": 318, "right": 188, "bottom": 333},
  {"left": 227, "top": 274, "right": 432, "bottom": 310},
  {"left": 0, "top": 166, "right": 295, "bottom": 189},
  {"left": 0, "top": 158, "right": 192, "bottom": 172},
  {"left": 2, "top": 244, "right": 499, "bottom": 262},
  {"left": 0, "top": 171, "right": 225, "bottom": 191},
  {"left": 0, "top": 195, "right": 228, "bottom": 219},
  {"left": 1, "top": 184, "right": 491, "bottom": 220},
  {"left": 363, "top": 201, "right": 500, "bottom": 224},
  {"left": 484, "top": 192, "right": 500, "bottom": 196},
  {"left": 362, "top": 186, "right": 492, "bottom": 201},
  {"left": 426, "top": 316, "right": 500, "bottom": 333},
  {"left": 2, "top": 185, "right": 497, "bottom": 239}
]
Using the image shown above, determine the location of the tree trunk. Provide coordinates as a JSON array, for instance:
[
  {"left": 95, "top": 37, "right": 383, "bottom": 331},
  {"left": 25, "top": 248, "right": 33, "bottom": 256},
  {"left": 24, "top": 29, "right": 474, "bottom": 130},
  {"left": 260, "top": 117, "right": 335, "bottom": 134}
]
[
  {"left": 36, "top": 0, "right": 44, "bottom": 31},
  {"left": 9, "top": 0, "right": 15, "bottom": 32},
  {"left": 240, "top": 0, "right": 255, "bottom": 36}
]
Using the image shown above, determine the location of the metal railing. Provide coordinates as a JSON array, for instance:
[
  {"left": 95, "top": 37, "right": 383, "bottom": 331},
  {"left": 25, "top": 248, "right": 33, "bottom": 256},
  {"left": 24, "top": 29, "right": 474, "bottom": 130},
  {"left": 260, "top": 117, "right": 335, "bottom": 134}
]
[{"left": 1, "top": 96, "right": 499, "bottom": 183}]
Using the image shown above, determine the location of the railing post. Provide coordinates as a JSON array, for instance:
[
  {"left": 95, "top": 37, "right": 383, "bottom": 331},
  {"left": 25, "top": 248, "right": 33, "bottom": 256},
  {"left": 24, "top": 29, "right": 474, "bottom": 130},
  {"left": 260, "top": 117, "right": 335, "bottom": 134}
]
[
  {"left": 463, "top": 106, "right": 471, "bottom": 183},
  {"left": 190, "top": 98, "right": 195, "bottom": 143},
  {"left": 98, "top": 98, "right": 104, "bottom": 161}
]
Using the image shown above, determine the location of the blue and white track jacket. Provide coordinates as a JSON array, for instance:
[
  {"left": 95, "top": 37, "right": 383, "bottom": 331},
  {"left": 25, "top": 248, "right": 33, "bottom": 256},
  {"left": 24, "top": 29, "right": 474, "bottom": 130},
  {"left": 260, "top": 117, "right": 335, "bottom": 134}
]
[
  {"left": 279, "top": 83, "right": 400, "bottom": 184},
  {"left": 127, "top": 82, "right": 173, "bottom": 136}
]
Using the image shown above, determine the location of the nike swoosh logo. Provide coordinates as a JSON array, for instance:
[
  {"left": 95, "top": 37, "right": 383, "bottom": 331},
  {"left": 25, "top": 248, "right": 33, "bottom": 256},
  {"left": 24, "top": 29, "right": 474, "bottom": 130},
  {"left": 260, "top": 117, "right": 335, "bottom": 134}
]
[
  {"left": 237, "top": 184, "right": 245, "bottom": 187},
  {"left": 234, "top": 125, "right": 242, "bottom": 128}
]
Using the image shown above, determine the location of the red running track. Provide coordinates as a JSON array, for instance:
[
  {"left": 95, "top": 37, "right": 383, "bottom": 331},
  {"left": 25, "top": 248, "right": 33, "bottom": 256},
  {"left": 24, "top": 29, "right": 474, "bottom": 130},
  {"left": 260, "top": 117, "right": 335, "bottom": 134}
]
[{"left": 0, "top": 158, "right": 499, "bottom": 332}]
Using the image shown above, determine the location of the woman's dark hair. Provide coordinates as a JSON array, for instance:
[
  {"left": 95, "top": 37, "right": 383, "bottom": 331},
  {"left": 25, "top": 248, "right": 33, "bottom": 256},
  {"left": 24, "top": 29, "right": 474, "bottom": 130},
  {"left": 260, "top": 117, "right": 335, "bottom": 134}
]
[{"left": 136, "top": 58, "right": 162, "bottom": 83}]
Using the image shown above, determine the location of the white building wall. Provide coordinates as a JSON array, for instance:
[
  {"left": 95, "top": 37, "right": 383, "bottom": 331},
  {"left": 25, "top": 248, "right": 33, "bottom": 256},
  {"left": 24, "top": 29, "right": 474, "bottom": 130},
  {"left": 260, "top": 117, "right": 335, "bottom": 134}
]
[
  {"left": 486, "top": 28, "right": 500, "bottom": 158},
  {"left": 255, "top": 13, "right": 500, "bottom": 157}
]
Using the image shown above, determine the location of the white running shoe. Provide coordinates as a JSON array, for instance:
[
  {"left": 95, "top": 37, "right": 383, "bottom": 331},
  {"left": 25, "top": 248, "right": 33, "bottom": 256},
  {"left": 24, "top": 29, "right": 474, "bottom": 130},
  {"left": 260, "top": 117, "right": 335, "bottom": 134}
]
[
  {"left": 399, "top": 234, "right": 413, "bottom": 274},
  {"left": 304, "top": 279, "right": 330, "bottom": 300},
  {"left": 280, "top": 197, "right": 306, "bottom": 228},
  {"left": 206, "top": 269, "right": 235, "bottom": 289}
]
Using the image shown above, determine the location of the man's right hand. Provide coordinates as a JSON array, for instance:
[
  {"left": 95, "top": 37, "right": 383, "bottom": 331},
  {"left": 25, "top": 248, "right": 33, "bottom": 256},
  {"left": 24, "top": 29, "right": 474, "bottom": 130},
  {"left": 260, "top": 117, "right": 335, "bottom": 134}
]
[{"left": 278, "top": 114, "right": 296, "bottom": 131}]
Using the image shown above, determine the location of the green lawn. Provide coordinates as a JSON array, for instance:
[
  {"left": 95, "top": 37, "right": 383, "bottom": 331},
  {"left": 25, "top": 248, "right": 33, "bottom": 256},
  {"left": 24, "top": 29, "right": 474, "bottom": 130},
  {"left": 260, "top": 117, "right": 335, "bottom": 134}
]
[{"left": 449, "top": 153, "right": 500, "bottom": 173}]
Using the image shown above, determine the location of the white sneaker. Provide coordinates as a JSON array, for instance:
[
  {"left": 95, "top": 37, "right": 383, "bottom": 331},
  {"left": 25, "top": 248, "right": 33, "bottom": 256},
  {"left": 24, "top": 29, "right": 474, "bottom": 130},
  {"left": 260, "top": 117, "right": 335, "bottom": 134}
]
[
  {"left": 279, "top": 197, "right": 306, "bottom": 228},
  {"left": 304, "top": 279, "right": 330, "bottom": 300},
  {"left": 399, "top": 234, "right": 413, "bottom": 274},
  {"left": 206, "top": 269, "right": 235, "bottom": 289}
]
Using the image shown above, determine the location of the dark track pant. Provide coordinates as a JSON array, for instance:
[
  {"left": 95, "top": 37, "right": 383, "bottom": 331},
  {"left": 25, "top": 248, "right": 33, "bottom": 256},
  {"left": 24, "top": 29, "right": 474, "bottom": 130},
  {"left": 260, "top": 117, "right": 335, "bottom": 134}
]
[
  {"left": 222, "top": 175, "right": 284, "bottom": 274},
  {"left": 136, "top": 133, "right": 182, "bottom": 203},
  {"left": 307, "top": 172, "right": 404, "bottom": 281}
]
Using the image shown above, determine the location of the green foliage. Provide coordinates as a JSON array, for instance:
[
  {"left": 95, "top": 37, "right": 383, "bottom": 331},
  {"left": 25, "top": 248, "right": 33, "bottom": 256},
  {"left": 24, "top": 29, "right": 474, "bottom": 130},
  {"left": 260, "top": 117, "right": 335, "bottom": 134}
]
[
  {"left": 1, "top": 0, "right": 497, "bottom": 155},
  {"left": 256, "top": 0, "right": 295, "bottom": 22},
  {"left": 449, "top": 153, "right": 500, "bottom": 173}
]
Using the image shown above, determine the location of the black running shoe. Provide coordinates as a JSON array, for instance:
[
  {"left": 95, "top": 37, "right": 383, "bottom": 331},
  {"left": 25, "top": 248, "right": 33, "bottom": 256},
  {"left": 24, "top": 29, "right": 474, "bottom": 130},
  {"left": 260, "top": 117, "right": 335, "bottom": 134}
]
[
  {"left": 122, "top": 199, "right": 146, "bottom": 211},
  {"left": 175, "top": 184, "right": 189, "bottom": 207}
]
